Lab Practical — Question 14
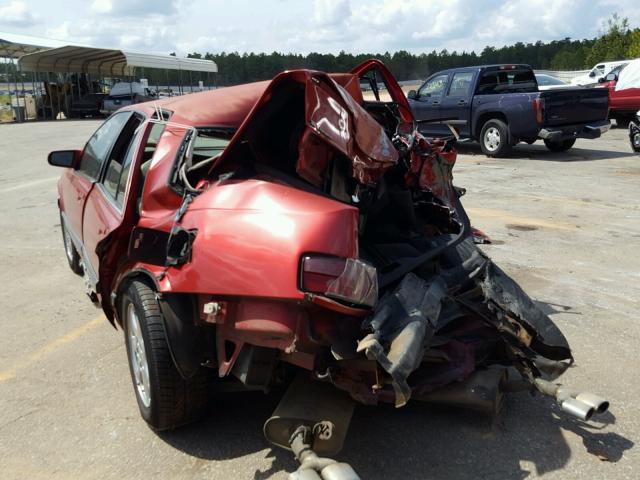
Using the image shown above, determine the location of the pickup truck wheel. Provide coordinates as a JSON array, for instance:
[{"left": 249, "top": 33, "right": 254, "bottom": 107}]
[
  {"left": 480, "top": 119, "right": 511, "bottom": 157},
  {"left": 60, "top": 214, "right": 83, "bottom": 275},
  {"left": 122, "top": 280, "right": 212, "bottom": 431},
  {"left": 543, "top": 138, "right": 576, "bottom": 152}
]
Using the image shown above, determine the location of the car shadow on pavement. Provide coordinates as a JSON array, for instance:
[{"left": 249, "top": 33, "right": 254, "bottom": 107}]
[
  {"left": 455, "top": 143, "right": 631, "bottom": 162},
  {"left": 157, "top": 384, "right": 633, "bottom": 479},
  {"left": 158, "top": 389, "right": 299, "bottom": 476}
]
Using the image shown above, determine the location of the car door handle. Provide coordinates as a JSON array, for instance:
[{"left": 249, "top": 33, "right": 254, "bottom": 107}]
[
  {"left": 432, "top": 101, "right": 440, "bottom": 106},
  {"left": 457, "top": 100, "right": 467, "bottom": 106}
]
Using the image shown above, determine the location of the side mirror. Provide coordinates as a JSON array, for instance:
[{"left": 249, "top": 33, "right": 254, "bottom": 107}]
[
  {"left": 589, "top": 71, "right": 596, "bottom": 78},
  {"left": 48, "top": 150, "right": 81, "bottom": 168},
  {"left": 407, "top": 89, "right": 417, "bottom": 100}
]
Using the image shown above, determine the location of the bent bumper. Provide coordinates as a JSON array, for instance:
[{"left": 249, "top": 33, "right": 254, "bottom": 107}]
[{"left": 538, "top": 120, "right": 611, "bottom": 142}]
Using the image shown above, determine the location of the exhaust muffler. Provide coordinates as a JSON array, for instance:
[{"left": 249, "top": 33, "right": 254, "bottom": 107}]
[{"left": 534, "top": 378, "right": 609, "bottom": 421}]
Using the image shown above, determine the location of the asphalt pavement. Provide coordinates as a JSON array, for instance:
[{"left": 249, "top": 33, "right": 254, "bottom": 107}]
[{"left": 0, "top": 120, "right": 638, "bottom": 479}]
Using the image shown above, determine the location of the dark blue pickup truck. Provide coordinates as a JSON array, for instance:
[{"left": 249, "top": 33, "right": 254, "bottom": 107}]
[{"left": 407, "top": 64, "right": 611, "bottom": 156}]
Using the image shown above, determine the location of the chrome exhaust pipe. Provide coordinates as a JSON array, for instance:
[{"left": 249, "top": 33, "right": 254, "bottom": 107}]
[
  {"left": 559, "top": 397, "right": 594, "bottom": 421},
  {"left": 533, "top": 378, "right": 609, "bottom": 420},
  {"left": 575, "top": 392, "right": 610, "bottom": 415},
  {"left": 288, "top": 426, "right": 361, "bottom": 480}
]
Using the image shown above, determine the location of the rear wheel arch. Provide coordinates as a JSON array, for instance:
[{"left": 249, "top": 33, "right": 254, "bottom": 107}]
[
  {"left": 474, "top": 112, "right": 509, "bottom": 139},
  {"left": 113, "top": 269, "right": 161, "bottom": 328}
]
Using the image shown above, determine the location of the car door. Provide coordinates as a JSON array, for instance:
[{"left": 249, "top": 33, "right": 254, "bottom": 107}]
[
  {"left": 59, "top": 112, "right": 133, "bottom": 250},
  {"left": 439, "top": 71, "right": 475, "bottom": 137},
  {"left": 82, "top": 113, "right": 143, "bottom": 285},
  {"left": 409, "top": 73, "right": 450, "bottom": 135},
  {"left": 610, "top": 86, "right": 640, "bottom": 111}
]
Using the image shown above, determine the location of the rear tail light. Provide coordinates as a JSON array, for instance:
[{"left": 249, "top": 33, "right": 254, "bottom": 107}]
[
  {"left": 533, "top": 98, "right": 545, "bottom": 125},
  {"left": 300, "top": 255, "right": 378, "bottom": 308}
]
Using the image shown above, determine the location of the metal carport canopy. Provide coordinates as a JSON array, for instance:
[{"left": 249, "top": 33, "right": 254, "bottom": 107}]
[{"left": 18, "top": 45, "right": 218, "bottom": 76}]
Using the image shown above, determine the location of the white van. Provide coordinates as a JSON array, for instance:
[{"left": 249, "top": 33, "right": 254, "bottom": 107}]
[{"left": 571, "top": 61, "right": 629, "bottom": 86}]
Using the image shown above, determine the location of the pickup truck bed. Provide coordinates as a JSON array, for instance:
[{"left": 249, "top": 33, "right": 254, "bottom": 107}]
[{"left": 408, "top": 65, "right": 610, "bottom": 157}]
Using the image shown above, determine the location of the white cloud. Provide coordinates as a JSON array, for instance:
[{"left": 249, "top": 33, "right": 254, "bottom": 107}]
[
  {"left": 0, "top": 0, "right": 37, "bottom": 27},
  {"left": 46, "top": 17, "right": 178, "bottom": 52},
  {"left": 9, "top": 0, "right": 640, "bottom": 56},
  {"left": 314, "top": 0, "right": 351, "bottom": 26},
  {"left": 90, "top": 0, "right": 112, "bottom": 14}
]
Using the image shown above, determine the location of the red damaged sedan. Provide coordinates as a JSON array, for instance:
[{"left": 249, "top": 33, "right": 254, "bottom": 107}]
[{"left": 49, "top": 60, "right": 609, "bottom": 478}]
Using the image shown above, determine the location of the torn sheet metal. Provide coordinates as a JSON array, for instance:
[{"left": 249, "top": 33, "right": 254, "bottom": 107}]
[{"left": 357, "top": 273, "right": 447, "bottom": 407}]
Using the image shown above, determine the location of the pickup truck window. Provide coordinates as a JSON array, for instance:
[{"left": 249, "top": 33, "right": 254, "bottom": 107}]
[
  {"left": 476, "top": 69, "right": 537, "bottom": 95},
  {"left": 447, "top": 72, "right": 474, "bottom": 97},
  {"left": 418, "top": 74, "right": 449, "bottom": 97}
]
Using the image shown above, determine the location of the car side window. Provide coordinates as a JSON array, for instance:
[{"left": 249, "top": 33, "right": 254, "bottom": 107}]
[
  {"left": 78, "top": 112, "right": 132, "bottom": 181},
  {"left": 418, "top": 74, "right": 449, "bottom": 97},
  {"left": 102, "top": 115, "right": 144, "bottom": 208},
  {"left": 447, "top": 72, "right": 473, "bottom": 97}
]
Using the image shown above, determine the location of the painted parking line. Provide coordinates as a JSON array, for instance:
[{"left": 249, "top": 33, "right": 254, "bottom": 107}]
[
  {"left": 0, "top": 315, "right": 106, "bottom": 383},
  {"left": 0, "top": 176, "right": 59, "bottom": 194}
]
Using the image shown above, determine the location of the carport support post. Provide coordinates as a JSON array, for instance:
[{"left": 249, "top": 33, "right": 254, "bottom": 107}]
[
  {"left": 46, "top": 71, "right": 54, "bottom": 121},
  {"left": 56, "top": 74, "right": 62, "bottom": 121},
  {"left": 13, "top": 58, "right": 23, "bottom": 123},
  {"left": 30, "top": 73, "right": 37, "bottom": 121},
  {"left": 62, "top": 74, "right": 69, "bottom": 120},
  {"left": 19, "top": 63, "right": 27, "bottom": 122}
]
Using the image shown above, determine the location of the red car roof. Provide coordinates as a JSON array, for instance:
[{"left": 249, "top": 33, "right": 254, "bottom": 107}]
[{"left": 137, "top": 80, "right": 270, "bottom": 127}]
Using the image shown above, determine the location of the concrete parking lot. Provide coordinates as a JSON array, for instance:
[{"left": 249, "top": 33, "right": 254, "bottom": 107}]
[{"left": 0, "top": 120, "right": 638, "bottom": 480}]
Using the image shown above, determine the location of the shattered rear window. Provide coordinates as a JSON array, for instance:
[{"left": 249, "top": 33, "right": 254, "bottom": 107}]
[{"left": 193, "top": 128, "right": 235, "bottom": 162}]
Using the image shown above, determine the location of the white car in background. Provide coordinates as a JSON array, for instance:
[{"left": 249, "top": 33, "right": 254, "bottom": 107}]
[
  {"left": 570, "top": 61, "right": 628, "bottom": 86},
  {"left": 535, "top": 73, "right": 573, "bottom": 90}
]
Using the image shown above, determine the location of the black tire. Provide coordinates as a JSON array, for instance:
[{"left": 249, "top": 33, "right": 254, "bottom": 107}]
[
  {"left": 630, "top": 121, "right": 640, "bottom": 153},
  {"left": 122, "top": 280, "right": 212, "bottom": 431},
  {"left": 614, "top": 116, "right": 632, "bottom": 128},
  {"left": 543, "top": 138, "right": 576, "bottom": 152},
  {"left": 479, "top": 119, "right": 512, "bottom": 157},
  {"left": 60, "top": 213, "right": 83, "bottom": 275}
]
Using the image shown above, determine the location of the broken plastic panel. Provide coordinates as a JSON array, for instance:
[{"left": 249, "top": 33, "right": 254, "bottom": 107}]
[{"left": 301, "top": 256, "right": 378, "bottom": 308}]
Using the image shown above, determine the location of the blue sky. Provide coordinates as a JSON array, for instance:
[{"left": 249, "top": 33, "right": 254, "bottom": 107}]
[{"left": 1, "top": 0, "right": 638, "bottom": 55}]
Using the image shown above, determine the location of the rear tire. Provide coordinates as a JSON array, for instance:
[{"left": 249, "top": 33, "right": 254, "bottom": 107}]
[
  {"left": 60, "top": 214, "right": 83, "bottom": 275},
  {"left": 614, "top": 116, "right": 632, "bottom": 128},
  {"left": 630, "top": 120, "right": 640, "bottom": 153},
  {"left": 122, "top": 280, "right": 212, "bottom": 431},
  {"left": 479, "top": 119, "right": 511, "bottom": 157},
  {"left": 543, "top": 138, "right": 576, "bottom": 152}
]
